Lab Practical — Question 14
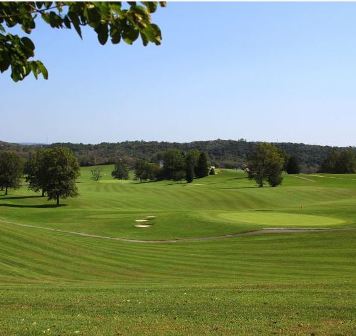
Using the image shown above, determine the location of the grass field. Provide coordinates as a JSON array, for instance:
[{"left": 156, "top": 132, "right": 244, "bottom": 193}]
[{"left": 0, "top": 167, "right": 355, "bottom": 335}]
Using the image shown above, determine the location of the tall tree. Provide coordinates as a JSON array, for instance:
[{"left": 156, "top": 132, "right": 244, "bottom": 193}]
[
  {"left": 0, "top": 2, "right": 165, "bottom": 81},
  {"left": 112, "top": 160, "right": 129, "bottom": 180},
  {"left": 0, "top": 151, "right": 23, "bottom": 195},
  {"left": 196, "top": 152, "right": 209, "bottom": 178},
  {"left": 162, "top": 149, "right": 186, "bottom": 181},
  {"left": 41, "top": 147, "right": 80, "bottom": 206},
  {"left": 285, "top": 156, "right": 300, "bottom": 174},
  {"left": 185, "top": 155, "right": 195, "bottom": 183},
  {"left": 134, "top": 159, "right": 159, "bottom": 182},
  {"left": 247, "top": 143, "right": 285, "bottom": 187},
  {"left": 24, "top": 149, "right": 46, "bottom": 196},
  {"left": 185, "top": 150, "right": 200, "bottom": 183}
]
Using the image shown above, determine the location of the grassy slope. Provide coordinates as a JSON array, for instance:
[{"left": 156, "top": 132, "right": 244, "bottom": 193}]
[
  {"left": 1, "top": 167, "right": 355, "bottom": 240},
  {"left": 0, "top": 168, "right": 355, "bottom": 335}
]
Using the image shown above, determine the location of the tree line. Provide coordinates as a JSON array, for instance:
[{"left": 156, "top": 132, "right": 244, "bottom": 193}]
[
  {"left": 110, "top": 150, "right": 213, "bottom": 183},
  {"left": 2, "top": 139, "right": 355, "bottom": 173},
  {"left": 319, "top": 149, "right": 356, "bottom": 173},
  {"left": 1, "top": 144, "right": 356, "bottom": 202}
]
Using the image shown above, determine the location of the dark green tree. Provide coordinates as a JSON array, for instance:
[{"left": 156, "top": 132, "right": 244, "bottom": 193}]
[
  {"left": 195, "top": 152, "right": 209, "bottom": 178},
  {"left": 185, "top": 155, "right": 195, "bottom": 183},
  {"left": 41, "top": 147, "right": 80, "bottom": 205},
  {"left": 134, "top": 159, "right": 159, "bottom": 181},
  {"left": 112, "top": 160, "right": 129, "bottom": 180},
  {"left": 0, "top": 151, "right": 23, "bottom": 195},
  {"left": 247, "top": 143, "right": 285, "bottom": 187},
  {"left": 162, "top": 149, "right": 186, "bottom": 181},
  {"left": 0, "top": 2, "right": 165, "bottom": 82},
  {"left": 335, "top": 149, "right": 356, "bottom": 173},
  {"left": 285, "top": 156, "right": 300, "bottom": 174},
  {"left": 24, "top": 149, "right": 47, "bottom": 196},
  {"left": 185, "top": 150, "right": 200, "bottom": 183},
  {"left": 320, "top": 149, "right": 356, "bottom": 173},
  {"left": 186, "top": 149, "right": 200, "bottom": 173},
  {"left": 320, "top": 150, "right": 339, "bottom": 173}
]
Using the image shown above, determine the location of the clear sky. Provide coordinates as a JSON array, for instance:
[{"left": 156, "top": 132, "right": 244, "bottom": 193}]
[{"left": 2, "top": 2, "right": 356, "bottom": 146}]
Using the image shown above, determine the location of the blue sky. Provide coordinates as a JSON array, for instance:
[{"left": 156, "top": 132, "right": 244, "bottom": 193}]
[{"left": 2, "top": 2, "right": 356, "bottom": 146}]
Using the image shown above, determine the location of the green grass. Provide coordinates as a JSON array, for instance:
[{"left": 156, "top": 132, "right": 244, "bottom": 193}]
[{"left": 0, "top": 167, "right": 355, "bottom": 335}]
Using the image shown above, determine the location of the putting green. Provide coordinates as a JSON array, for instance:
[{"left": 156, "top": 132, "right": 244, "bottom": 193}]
[{"left": 215, "top": 211, "right": 345, "bottom": 227}]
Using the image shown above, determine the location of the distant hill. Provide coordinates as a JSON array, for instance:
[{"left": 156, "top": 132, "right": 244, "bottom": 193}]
[{"left": 1, "top": 139, "right": 355, "bottom": 172}]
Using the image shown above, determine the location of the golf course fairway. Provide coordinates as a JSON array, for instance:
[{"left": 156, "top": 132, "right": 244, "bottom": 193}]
[{"left": 0, "top": 167, "right": 355, "bottom": 335}]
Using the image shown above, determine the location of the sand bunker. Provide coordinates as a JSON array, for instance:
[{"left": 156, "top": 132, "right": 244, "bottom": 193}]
[
  {"left": 134, "top": 216, "right": 156, "bottom": 228},
  {"left": 134, "top": 224, "right": 151, "bottom": 228}
]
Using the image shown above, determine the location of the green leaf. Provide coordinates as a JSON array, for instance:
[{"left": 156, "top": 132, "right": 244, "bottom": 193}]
[
  {"left": 30, "top": 62, "right": 38, "bottom": 79},
  {"left": 140, "top": 31, "right": 148, "bottom": 46},
  {"left": 143, "top": 23, "right": 161, "bottom": 45},
  {"left": 41, "top": 12, "right": 51, "bottom": 24},
  {"left": 143, "top": 2, "right": 158, "bottom": 13},
  {"left": 21, "top": 37, "right": 35, "bottom": 51},
  {"left": 63, "top": 16, "right": 71, "bottom": 29},
  {"left": 110, "top": 26, "right": 121, "bottom": 44},
  {"left": 86, "top": 6, "right": 101, "bottom": 24},
  {"left": 36, "top": 61, "right": 48, "bottom": 79},
  {"left": 95, "top": 23, "right": 108, "bottom": 45},
  {"left": 68, "top": 11, "right": 82, "bottom": 38}
]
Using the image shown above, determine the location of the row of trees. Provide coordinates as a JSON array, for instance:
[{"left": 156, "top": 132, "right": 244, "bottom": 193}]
[
  {"left": 2, "top": 144, "right": 354, "bottom": 201},
  {"left": 110, "top": 150, "right": 212, "bottom": 183},
  {"left": 0, "top": 147, "right": 80, "bottom": 205},
  {"left": 3, "top": 139, "right": 355, "bottom": 173},
  {"left": 107, "top": 145, "right": 300, "bottom": 188}
]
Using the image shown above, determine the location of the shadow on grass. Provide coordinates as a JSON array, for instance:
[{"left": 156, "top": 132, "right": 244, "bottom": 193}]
[
  {"left": 0, "top": 203, "right": 66, "bottom": 208},
  {"left": 0, "top": 195, "right": 44, "bottom": 200},
  {"left": 219, "top": 186, "right": 257, "bottom": 190}
]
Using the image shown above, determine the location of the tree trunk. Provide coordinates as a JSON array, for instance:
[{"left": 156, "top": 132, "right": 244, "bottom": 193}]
[
  {"left": 41, "top": 189, "right": 45, "bottom": 197},
  {"left": 56, "top": 194, "right": 59, "bottom": 206},
  {"left": 5, "top": 186, "right": 8, "bottom": 195}
]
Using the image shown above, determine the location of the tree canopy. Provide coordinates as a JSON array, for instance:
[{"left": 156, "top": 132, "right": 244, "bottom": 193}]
[
  {"left": 0, "top": 151, "right": 23, "bottom": 195},
  {"left": 320, "top": 149, "right": 356, "bottom": 174},
  {"left": 24, "top": 149, "right": 47, "bottom": 195},
  {"left": 40, "top": 147, "right": 80, "bottom": 205},
  {"left": 285, "top": 156, "right": 301, "bottom": 174},
  {"left": 162, "top": 149, "right": 186, "bottom": 181},
  {"left": 112, "top": 160, "right": 129, "bottom": 180},
  {"left": 0, "top": 1, "right": 165, "bottom": 81},
  {"left": 195, "top": 152, "right": 209, "bottom": 178},
  {"left": 247, "top": 143, "right": 285, "bottom": 187}
]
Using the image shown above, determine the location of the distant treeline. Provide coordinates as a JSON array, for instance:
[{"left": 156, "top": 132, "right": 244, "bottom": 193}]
[{"left": 1, "top": 139, "right": 355, "bottom": 172}]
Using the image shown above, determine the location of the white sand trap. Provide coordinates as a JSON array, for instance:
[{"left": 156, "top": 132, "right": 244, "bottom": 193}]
[
  {"left": 134, "top": 224, "right": 151, "bottom": 228},
  {"left": 192, "top": 183, "right": 204, "bottom": 186},
  {"left": 135, "top": 219, "right": 148, "bottom": 223}
]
